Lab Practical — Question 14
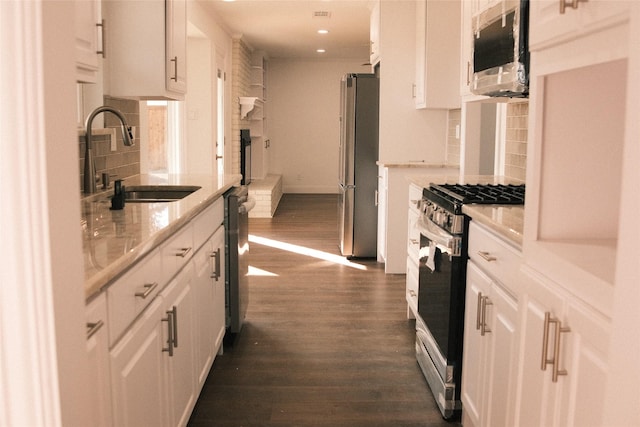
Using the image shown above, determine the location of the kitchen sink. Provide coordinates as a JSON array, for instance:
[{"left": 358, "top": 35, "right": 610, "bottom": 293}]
[{"left": 122, "top": 185, "right": 201, "bottom": 202}]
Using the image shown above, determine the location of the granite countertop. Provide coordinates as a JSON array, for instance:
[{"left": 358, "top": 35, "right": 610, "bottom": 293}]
[
  {"left": 82, "top": 173, "right": 241, "bottom": 300},
  {"left": 377, "top": 161, "right": 458, "bottom": 169},
  {"left": 408, "top": 175, "right": 525, "bottom": 247}
]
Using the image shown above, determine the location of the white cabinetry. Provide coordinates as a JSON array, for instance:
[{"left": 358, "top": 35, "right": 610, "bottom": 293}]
[
  {"left": 414, "top": 0, "right": 461, "bottom": 109},
  {"left": 461, "top": 221, "right": 520, "bottom": 427},
  {"left": 75, "top": 0, "right": 103, "bottom": 83},
  {"left": 107, "top": 198, "right": 225, "bottom": 426},
  {"left": 529, "top": 0, "right": 629, "bottom": 50},
  {"left": 160, "top": 266, "right": 198, "bottom": 427},
  {"left": 405, "top": 183, "right": 421, "bottom": 318},
  {"left": 369, "top": 0, "right": 380, "bottom": 67},
  {"left": 110, "top": 296, "right": 169, "bottom": 427},
  {"left": 85, "top": 293, "right": 113, "bottom": 427},
  {"left": 105, "top": 0, "right": 187, "bottom": 100},
  {"left": 193, "top": 222, "right": 226, "bottom": 389},
  {"left": 515, "top": 266, "right": 610, "bottom": 427}
]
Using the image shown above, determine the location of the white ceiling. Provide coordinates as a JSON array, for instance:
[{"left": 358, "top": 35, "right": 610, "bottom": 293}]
[{"left": 201, "top": 0, "right": 373, "bottom": 60}]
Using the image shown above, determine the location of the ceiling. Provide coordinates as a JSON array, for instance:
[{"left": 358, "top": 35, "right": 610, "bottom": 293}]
[{"left": 201, "top": 0, "right": 373, "bottom": 60}]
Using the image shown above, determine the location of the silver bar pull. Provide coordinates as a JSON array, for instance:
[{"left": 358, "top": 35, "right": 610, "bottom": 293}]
[
  {"left": 560, "top": 0, "right": 586, "bottom": 14},
  {"left": 170, "top": 56, "right": 178, "bottom": 81},
  {"left": 540, "top": 311, "right": 571, "bottom": 382},
  {"left": 210, "top": 248, "right": 221, "bottom": 280},
  {"left": 476, "top": 292, "right": 483, "bottom": 331},
  {"left": 477, "top": 251, "right": 497, "bottom": 262},
  {"left": 176, "top": 247, "right": 192, "bottom": 258},
  {"left": 480, "top": 296, "right": 492, "bottom": 336},
  {"left": 162, "top": 309, "right": 174, "bottom": 357},
  {"left": 170, "top": 306, "right": 178, "bottom": 348},
  {"left": 96, "top": 19, "right": 106, "bottom": 58},
  {"left": 86, "top": 320, "right": 104, "bottom": 339},
  {"left": 134, "top": 282, "right": 158, "bottom": 299}
]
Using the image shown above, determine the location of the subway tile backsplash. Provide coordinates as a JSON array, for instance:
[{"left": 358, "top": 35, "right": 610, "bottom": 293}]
[
  {"left": 446, "top": 101, "right": 528, "bottom": 180},
  {"left": 78, "top": 96, "right": 140, "bottom": 193}
]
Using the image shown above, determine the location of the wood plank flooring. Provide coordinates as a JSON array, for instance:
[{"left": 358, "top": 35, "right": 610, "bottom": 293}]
[{"left": 188, "top": 194, "right": 459, "bottom": 427}]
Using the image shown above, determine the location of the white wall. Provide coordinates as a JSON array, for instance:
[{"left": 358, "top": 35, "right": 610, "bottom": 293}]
[
  {"left": 268, "top": 59, "right": 369, "bottom": 193},
  {"left": 378, "top": 0, "right": 448, "bottom": 163}
]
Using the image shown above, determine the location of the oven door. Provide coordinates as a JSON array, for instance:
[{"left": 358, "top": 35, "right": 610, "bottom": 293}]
[{"left": 416, "top": 216, "right": 467, "bottom": 383}]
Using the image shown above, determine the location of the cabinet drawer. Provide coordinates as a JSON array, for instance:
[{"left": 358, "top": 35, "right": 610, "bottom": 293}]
[
  {"left": 468, "top": 221, "right": 522, "bottom": 294},
  {"left": 162, "top": 223, "right": 194, "bottom": 281},
  {"left": 192, "top": 198, "right": 224, "bottom": 252},
  {"left": 107, "top": 248, "right": 163, "bottom": 345}
]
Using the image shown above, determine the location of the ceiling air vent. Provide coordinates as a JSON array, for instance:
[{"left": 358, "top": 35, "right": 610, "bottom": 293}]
[{"left": 312, "top": 11, "right": 332, "bottom": 18}]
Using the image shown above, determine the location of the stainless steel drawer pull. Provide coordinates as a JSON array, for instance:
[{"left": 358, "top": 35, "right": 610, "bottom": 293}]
[
  {"left": 409, "top": 239, "right": 419, "bottom": 246},
  {"left": 96, "top": 19, "right": 106, "bottom": 58},
  {"left": 134, "top": 282, "right": 158, "bottom": 299},
  {"left": 476, "top": 293, "right": 483, "bottom": 331},
  {"left": 86, "top": 320, "right": 104, "bottom": 339},
  {"left": 478, "top": 251, "right": 497, "bottom": 262},
  {"left": 170, "top": 56, "right": 178, "bottom": 81},
  {"left": 210, "top": 248, "right": 221, "bottom": 281},
  {"left": 162, "top": 310, "right": 173, "bottom": 356},
  {"left": 177, "top": 247, "right": 192, "bottom": 258},
  {"left": 480, "top": 296, "right": 492, "bottom": 336},
  {"left": 408, "top": 290, "right": 416, "bottom": 297},
  {"left": 560, "top": 0, "right": 586, "bottom": 14},
  {"left": 541, "top": 312, "right": 571, "bottom": 382}
]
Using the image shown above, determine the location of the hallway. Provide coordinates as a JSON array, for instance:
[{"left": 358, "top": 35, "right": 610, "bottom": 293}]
[{"left": 188, "top": 194, "right": 457, "bottom": 426}]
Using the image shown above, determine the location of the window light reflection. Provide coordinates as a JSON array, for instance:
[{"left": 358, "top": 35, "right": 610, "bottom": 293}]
[
  {"left": 248, "top": 234, "right": 368, "bottom": 271},
  {"left": 248, "top": 266, "right": 278, "bottom": 277}
]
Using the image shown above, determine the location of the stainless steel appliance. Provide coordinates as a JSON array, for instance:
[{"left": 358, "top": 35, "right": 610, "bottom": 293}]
[
  {"left": 338, "top": 73, "right": 379, "bottom": 258},
  {"left": 224, "top": 186, "right": 255, "bottom": 335},
  {"left": 415, "top": 183, "right": 525, "bottom": 419},
  {"left": 471, "top": 0, "right": 529, "bottom": 97}
]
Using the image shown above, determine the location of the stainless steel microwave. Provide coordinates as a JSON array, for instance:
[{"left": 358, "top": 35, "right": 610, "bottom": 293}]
[{"left": 471, "top": 0, "right": 529, "bottom": 98}]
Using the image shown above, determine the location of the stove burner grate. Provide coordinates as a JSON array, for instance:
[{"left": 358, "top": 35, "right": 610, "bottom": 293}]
[{"left": 430, "top": 183, "right": 525, "bottom": 205}]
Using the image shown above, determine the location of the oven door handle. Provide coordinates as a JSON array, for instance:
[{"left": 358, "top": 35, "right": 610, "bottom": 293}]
[{"left": 416, "top": 217, "right": 462, "bottom": 257}]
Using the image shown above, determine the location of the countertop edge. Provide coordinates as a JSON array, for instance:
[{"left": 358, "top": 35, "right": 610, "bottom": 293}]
[
  {"left": 462, "top": 204, "right": 524, "bottom": 249},
  {"left": 84, "top": 175, "right": 241, "bottom": 301}
]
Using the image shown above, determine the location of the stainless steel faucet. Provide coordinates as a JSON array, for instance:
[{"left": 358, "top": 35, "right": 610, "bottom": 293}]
[{"left": 83, "top": 106, "right": 135, "bottom": 194}]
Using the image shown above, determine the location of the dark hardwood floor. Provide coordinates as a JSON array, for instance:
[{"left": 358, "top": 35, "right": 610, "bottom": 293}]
[{"left": 188, "top": 194, "right": 459, "bottom": 427}]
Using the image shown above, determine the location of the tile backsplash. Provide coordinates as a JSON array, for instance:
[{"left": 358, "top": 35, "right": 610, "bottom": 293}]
[
  {"left": 446, "top": 102, "right": 528, "bottom": 180},
  {"left": 78, "top": 96, "right": 140, "bottom": 193}
]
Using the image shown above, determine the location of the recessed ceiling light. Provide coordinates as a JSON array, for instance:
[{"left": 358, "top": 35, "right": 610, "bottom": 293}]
[
  {"left": 317, "top": 29, "right": 329, "bottom": 35},
  {"left": 316, "top": 49, "right": 326, "bottom": 53}
]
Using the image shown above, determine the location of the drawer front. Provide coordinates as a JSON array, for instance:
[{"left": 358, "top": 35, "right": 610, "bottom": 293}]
[
  {"left": 107, "top": 248, "right": 163, "bottom": 345},
  {"left": 162, "top": 223, "right": 194, "bottom": 281},
  {"left": 192, "top": 198, "right": 224, "bottom": 252},
  {"left": 407, "top": 208, "right": 420, "bottom": 261},
  {"left": 468, "top": 221, "right": 522, "bottom": 295}
]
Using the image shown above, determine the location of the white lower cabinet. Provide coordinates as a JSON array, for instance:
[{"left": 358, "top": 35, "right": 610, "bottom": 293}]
[
  {"left": 85, "top": 293, "right": 113, "bottom": 427},
  {"left": 461, "top": 261, "right": 519, "bottom": 427},
  {"left": 514, "top": 266, "right": 610, "bottom": 427},
  {"left": 110, "top": 296, "right": 169, "bottom": 427},
  {"left": 161, "top": 266, "right": 198, "bottom": 427},
  {"left": 193, "top": 224, "right": 226, "bottom": 389}
]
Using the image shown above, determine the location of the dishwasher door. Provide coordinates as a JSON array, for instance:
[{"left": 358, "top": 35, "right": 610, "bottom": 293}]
[{"left": 224, "top": 186, "right": 255, "bottom": 334}]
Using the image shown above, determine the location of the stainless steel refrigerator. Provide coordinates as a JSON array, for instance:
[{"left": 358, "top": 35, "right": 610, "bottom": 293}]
[{"left": 338, "top": 73, "right": 379, "bottom": 258}]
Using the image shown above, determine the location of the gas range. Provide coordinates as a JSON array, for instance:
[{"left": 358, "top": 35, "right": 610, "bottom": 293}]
[{"left": 421, "top": 183, "right": 526, "bottom": 234}]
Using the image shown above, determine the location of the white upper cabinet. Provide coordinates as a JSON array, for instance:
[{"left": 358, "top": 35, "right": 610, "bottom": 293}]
[
  {"left": 529, "top": 0, "right": 630, "bottom": 50},
  {"left": 75, "top": 0, "right": 103, "bottom": 83},
  {"left": 104, "top": 0, "right": 187, "bottom": 100},
  {"left": 414, "top": 0, "right": 461, "bottom": 109},
  {"left": 369, "top": 0, "right": 380, "bottom": 67}
]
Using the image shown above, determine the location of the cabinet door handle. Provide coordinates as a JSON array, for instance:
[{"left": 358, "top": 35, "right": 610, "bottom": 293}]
[
  {"left": 476, "top": 292, "right": 483, "bottom": 331},
  {"left": 134, "top": 282, "right": 158, "bottom": 299},
  {"left": 162, "top": 309, "right": 175, "bottom": 357},
  {"left": 86, "top": 320, "right": 104, "bottom": 339},
  {"left": 540, "top": 312, "right": 571, "bottom": 382},
  {"left": 560, "top": 0, "right": 586, "bottom": 14},
  {"left": 409, "top": 239, "right": 419, "bottom": 246},
  {"left": 96, "top": 19, "right": 106, "bottom": 58},
  {"left": 210, "top": 248, "right": 221, "bottom": 280},
  {"left": 170, "top": 306, "right": 178, "bottom": 348},
  {"left": 408, "top": 289, "right": 417, "bottom": 297},
  {"left": 480, "top": 296, "right": 492, "bottom": 336},
  {"left": 477, "top": 251, "right": 497, "bottom": 262},
  {"left": 176, "top": 247, "right": 192, "bottom": 258},
  {"left": 170, "top": 56, "right": 178, "bottom": 81}
]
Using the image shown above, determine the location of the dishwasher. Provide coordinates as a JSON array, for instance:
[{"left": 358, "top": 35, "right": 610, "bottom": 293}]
[{"left": 224, "top": 186, "right": 255, "bottom": 336}]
